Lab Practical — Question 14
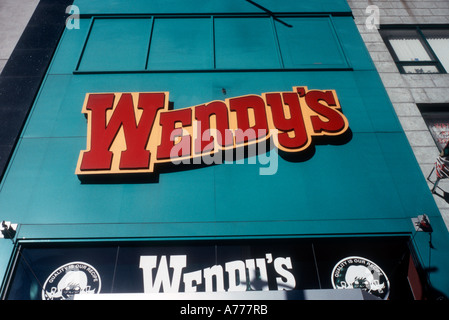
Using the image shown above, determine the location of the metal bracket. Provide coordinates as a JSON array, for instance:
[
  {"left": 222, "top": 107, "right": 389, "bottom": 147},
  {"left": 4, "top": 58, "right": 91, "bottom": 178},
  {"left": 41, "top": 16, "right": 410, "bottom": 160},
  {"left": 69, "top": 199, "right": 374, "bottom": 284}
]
[
  {"left": 411, "top": 215, "right": 433, "bottom": 233},
  {"left": 0, "top": 221, "right": 17, "bottom": 239}
]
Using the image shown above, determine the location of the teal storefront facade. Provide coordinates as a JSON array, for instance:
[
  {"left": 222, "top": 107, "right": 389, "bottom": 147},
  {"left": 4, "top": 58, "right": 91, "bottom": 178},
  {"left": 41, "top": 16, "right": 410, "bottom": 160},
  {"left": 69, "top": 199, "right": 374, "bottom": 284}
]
[{"left": 0, "top": 0, "right": 448, "bottom": 300}]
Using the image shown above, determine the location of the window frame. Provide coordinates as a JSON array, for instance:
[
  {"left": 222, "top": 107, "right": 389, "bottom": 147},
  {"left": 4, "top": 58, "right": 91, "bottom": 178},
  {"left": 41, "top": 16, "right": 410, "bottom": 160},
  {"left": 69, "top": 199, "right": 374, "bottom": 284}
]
[
  {"left": 2, "top": 236, "right": 417, "bottom": 300},
  {"left": 380, "top": 25, "right": 448, "bottom": 74},
  {"left": 75, "top": 16, "right": 154, "bottom": 72},
  {"left": 418, "top": 104, "right": 449, "bottom": 152},
  {"left": 74, "top": 14, "right": 351, "bottom": 74}
]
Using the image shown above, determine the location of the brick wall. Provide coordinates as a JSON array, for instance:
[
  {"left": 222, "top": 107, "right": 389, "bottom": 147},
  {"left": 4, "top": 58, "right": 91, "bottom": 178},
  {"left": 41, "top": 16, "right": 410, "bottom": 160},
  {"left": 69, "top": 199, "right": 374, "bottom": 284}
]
[{"left": 347, "top": 0, "right": 449, "bottom": 228}]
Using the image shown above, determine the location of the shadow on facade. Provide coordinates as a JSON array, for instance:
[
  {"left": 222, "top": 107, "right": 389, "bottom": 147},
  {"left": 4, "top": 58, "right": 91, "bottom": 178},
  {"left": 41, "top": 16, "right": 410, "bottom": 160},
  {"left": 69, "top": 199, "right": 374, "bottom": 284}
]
[{"left": 79, "top": 129, "right": 353, "bottom": 184}]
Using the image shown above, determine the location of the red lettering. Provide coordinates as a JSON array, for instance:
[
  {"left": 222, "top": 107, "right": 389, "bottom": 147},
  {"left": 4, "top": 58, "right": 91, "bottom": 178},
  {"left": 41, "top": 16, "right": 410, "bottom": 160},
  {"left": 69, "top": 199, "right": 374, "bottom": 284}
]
[
  {"left": 194, "top": 101, "right": 233, "bottom": 154},
  {"left": 80, "top": 93, "right": 164, "bottom": 171},
  {"left": 157, "top": 108, "right": 192, "bottom": 160},
  {"left": 76, "top": 87, "right": 350, "bottom": 178},
  {"left": 305, "top": 90, "right": 346, "bottom": 134},
  {"left": 265, "top": 92, "right": 309, "bottom": 150},
  {"left": 229, "top": 95, "right": 268, "bottom": 145}
]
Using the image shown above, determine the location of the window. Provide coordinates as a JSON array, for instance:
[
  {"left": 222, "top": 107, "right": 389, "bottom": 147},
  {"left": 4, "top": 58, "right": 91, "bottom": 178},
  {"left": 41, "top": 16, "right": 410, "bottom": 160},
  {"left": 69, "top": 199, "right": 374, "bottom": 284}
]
[
  {"left": 4, "top": 237, "right": 415, "bottom": 300},
  {"left": 76, "top": 15, "right": 349, "bottom": 73},
  {"left": 276, "top": 17, "right": 347, "bottom": 69},
  {"left": 380, "top": 26, "right": 449, "bottom": 74},
  {"left": 214, "top": 17, "right": 280, "bottom": 69},
  {"left": 418, "top": 104, "right": 449, "bottom": 151},
  {"left": 148, "top": 18, "right": 212, "bottom": 70},
  {"left": 77, "top": 18, "right": 152, "bottom": 72},
  {"left": 421, "top": 29, "right": 449, "bottom": 73}
]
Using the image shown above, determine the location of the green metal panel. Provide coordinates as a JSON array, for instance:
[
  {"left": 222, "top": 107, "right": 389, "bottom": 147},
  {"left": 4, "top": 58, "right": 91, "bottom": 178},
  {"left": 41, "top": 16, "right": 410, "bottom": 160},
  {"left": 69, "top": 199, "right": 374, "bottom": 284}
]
[
  {"left": 275, "top": 17, "right": 349, "bottom": 69},
  {"left": 0, "top": 71, "right": 438, "bottom": 233},
  {"left": 214, "top": 17, "right": 280, "bottom": 69},
  {"left": 148, "top": 18, "right": 212, "bottom": 70},
  {"left": 77, "top": 18, "right": 152, "bottom": 72}
]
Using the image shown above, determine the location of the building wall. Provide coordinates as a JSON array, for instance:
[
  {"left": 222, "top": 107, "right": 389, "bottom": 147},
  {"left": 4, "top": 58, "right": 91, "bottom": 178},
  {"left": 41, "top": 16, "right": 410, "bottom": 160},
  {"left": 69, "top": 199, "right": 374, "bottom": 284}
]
[
  {"left": 0, "top": 0, "right": 39, "bottom": 75},
  {"left": 0, "top": 0, "right": 73, "bottom": 183},
  {"left": 0, "top": 0, "right": 39, "bottom": 180},
  {"left": 347, "top": 0, "right": 449, "bottom": 228}
]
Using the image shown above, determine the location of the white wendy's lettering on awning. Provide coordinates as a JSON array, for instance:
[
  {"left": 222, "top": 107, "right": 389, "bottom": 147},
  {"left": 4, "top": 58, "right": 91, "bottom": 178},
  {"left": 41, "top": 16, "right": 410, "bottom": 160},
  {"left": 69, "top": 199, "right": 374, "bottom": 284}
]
[{"left": 139, "top": 253, "right": 296, "bottom": 293}]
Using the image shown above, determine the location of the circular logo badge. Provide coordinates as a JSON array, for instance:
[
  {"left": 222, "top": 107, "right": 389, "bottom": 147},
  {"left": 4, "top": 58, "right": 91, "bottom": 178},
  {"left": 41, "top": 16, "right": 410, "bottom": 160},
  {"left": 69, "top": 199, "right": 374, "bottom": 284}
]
[
  {"left": 331, "top": 256, "right": 390, "bottom": 300},
  {"left": 42, "top": 261, "right": 101, "bottom": 300}
]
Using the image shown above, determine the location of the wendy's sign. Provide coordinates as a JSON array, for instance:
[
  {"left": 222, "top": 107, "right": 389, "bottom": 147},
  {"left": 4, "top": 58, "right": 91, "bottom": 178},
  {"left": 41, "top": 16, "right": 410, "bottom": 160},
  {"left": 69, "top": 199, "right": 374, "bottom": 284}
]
[{"left": 75, "top": 87, "right": 349, "bottom": 181}]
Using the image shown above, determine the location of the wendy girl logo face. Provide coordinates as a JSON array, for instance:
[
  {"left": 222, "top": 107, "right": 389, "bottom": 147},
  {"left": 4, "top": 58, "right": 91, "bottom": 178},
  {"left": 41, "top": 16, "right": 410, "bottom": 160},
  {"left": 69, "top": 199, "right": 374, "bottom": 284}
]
[
  {"left": 75, "top": 87, "right": 350, "bottom": 181},
  {"left": 42, "top": 262, "right": 101, "bottom": 300},
  {"left": 331, "top": 256, "right": 390, "bottom": 300}
]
